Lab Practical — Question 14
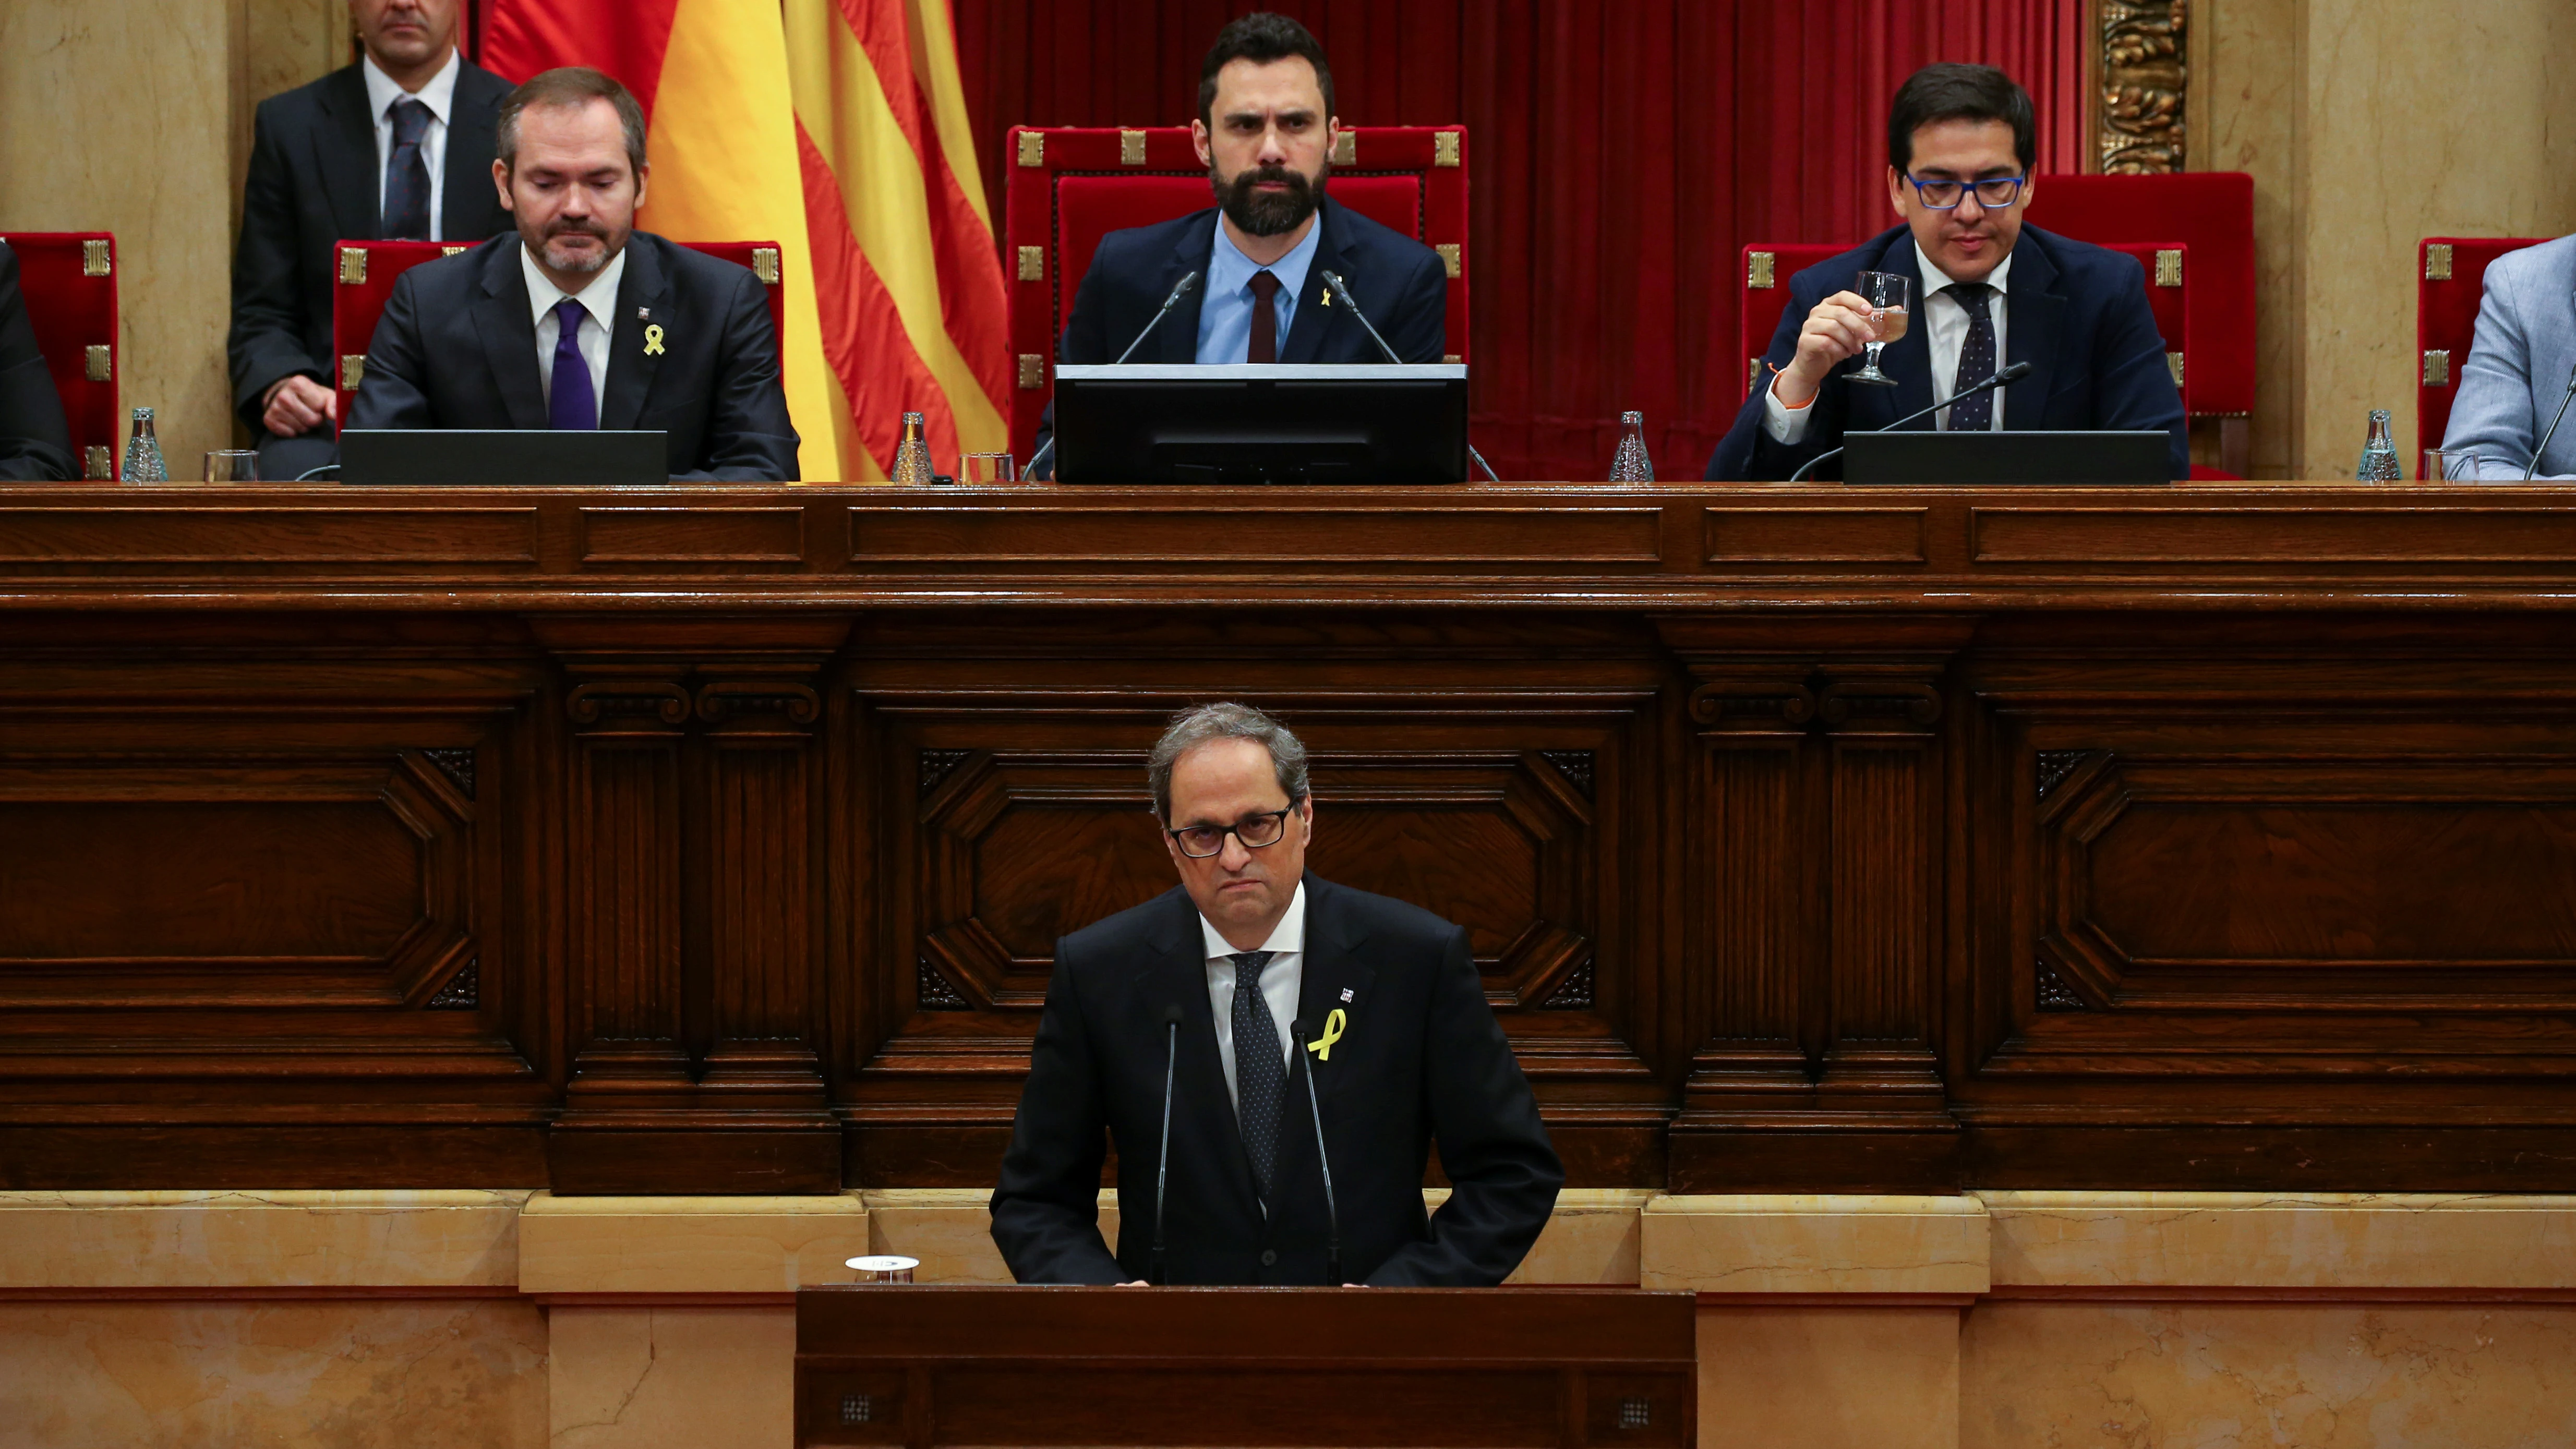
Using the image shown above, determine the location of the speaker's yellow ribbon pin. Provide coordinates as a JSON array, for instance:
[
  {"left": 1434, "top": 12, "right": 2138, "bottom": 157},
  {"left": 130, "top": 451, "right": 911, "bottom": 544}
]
[
  {"left": 644, "top": 324, "right": 667, "bottom": 356},
  {"left": 1306, "top": 1007, "right": 1346, "bottom": 1062}
]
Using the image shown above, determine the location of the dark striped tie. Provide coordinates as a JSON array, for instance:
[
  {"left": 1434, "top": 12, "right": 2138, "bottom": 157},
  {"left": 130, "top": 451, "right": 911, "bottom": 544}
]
[
  {"left": 1229, "top": 949, "right": 1284, "bottom": 1194},
  {"left": 1945, "top": 282, "right": 1999, "bottom": 431},
  {"left": 382, "top": 98, "right": 434, "bottom": 240}
]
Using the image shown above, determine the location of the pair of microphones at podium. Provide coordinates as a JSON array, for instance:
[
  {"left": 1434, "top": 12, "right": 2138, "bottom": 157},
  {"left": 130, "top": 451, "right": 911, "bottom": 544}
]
[{"left": 1148, "top": 1001, "right": 1345, "bottom": 1287}]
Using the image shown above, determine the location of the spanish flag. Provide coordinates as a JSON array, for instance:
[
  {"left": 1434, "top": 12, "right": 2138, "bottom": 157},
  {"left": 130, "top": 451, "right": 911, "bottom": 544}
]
[{"left": 479, "top": 0, "right": 1009, "bottom": 481}]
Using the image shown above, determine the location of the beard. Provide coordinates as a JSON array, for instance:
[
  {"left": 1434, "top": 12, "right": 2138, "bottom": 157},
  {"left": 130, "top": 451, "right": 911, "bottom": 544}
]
[
  {"left": 1212, "top": 161, "right": 1326, "bottom": 238},
  {"left": 526, "top": 216, "right": 622, "bottom": 275}
]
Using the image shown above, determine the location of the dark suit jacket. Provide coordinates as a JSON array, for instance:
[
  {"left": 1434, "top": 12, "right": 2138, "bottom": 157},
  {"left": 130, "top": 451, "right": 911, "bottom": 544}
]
[
  {"left": 0, "top": 243, "right": 75, "bottom": 482},
  {"left": 348, "top": 232, "right": 800, "bottom": 481},
  {"left": 1032, "top": 196, "right": 1449, "bottom": 473},
  {"left": 990, "top": 874, "right": 1563, "bottom": 1287},
  {"left": 1705, "top": 224, "right": 2188, "bottom": 481},
  {"left": 228, "top": 61, "right": 513, "bottom": 429}
]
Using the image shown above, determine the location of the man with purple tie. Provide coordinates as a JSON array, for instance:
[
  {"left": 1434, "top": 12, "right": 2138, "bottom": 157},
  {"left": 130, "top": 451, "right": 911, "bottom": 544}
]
[{"left": 349, "top": 68, "right": 799, "bottom": 481}]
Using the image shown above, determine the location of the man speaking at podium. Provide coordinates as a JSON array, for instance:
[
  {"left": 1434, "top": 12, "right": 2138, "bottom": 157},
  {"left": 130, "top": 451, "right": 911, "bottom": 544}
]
[
  {"left": 1030, "top": 13, "right": 1450, "bottom": 475},
  {"left": 992, "top": 705, "right": 1563, "bottom": 1287},
  {"left": 348, "top": 68, "right": 799, "bottom": 481}
]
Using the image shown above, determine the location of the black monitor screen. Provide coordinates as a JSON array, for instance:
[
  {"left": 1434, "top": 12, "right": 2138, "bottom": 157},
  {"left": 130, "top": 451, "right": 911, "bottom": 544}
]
[{"left": 1053, "top": 364, "right": 1468, "bottom": 486}]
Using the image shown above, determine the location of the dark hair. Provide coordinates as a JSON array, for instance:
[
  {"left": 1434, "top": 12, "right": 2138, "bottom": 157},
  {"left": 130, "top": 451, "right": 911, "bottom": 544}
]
[
  {"left": 1886, "top": 63, "right": 2036, "bottom": 175},
  {"left": 1198, "top": 12, "right": 1335, "bottom": 130},
  {"left": 499, "top": 67, "right": 648, "bottom": 178}
]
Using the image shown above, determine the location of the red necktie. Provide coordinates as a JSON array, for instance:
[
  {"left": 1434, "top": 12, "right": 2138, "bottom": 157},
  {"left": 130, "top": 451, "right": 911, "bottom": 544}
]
[{"left": 1247, "top": 270, "right": 1282, "bottom": 364}]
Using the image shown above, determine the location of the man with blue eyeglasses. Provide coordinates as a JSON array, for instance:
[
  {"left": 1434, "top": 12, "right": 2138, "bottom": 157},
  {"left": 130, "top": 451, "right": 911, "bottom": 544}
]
[{"left": 1706, "top": 64, "right": 2188, "bottom": 481}]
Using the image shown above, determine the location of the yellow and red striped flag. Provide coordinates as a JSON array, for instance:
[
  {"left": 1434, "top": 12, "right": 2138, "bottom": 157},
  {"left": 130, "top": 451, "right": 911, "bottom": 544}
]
[
  {"left": 479, "top": 0, "right": 1009, "bottom": 481},
  {"left": 789, "top": 0, "right": 1012, "bottom": 481}
]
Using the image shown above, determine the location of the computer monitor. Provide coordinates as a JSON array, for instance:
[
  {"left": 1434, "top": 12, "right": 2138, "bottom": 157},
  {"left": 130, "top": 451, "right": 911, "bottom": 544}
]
[
  {"left": 1052, "top": 364, "right": 1468, "bottom": 486},
  {"left": 1841, "top": 430, "right": 2173, "bottom": 486},
  {"left": 339, "top": 429, "right": 667, "bottom": 485}
]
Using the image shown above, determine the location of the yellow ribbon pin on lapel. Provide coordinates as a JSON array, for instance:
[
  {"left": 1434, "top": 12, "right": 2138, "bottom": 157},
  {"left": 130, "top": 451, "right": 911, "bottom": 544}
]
[
  {"left": 1306, "top": 1007, "right": 1346, "bottom": 1062},
  {"left": 643, "top": 323, "right": 667, "bottom": 356}
]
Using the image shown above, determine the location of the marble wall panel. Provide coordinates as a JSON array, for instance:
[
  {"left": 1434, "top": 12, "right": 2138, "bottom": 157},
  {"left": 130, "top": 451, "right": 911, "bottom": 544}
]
[
  {"left": 0, "top": 0, "right": 244, "bottom": 467},
  {"left": 0, "top": 1299, "right": 546, "bottom": 1449},
  {"left": 1643, "top": 1194, "right": 1991, "bottom": 1295},
  {"left": 516, "top": 1192, "right": 872, "bottom": 1294},
  {"left": 0, "top": 1190, "right": 523, "bottom": 1289},
  {"left": 1701, "top": 1306, "right": 1964, "bottom": 1449},
  {"left": 1963, "top": 1300, "right": 2576, "bottom": 1449},
  {"left": 548, "top": 1306, "right": 793, "bottom": 1449}
]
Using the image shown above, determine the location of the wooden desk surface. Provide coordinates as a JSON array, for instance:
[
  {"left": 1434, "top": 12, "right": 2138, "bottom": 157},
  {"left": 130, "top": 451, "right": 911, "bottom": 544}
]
[{"left": 2, "top": 483, "right": 2572, "bottom": 1196}]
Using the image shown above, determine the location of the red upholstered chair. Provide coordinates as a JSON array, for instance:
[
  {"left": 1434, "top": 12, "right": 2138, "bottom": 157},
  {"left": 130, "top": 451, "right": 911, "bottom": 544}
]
[
  {"left": 1738, "top": 240, "right": 2188, "bottom": 413},
  {"left": 2418, "top": 238, "right": 2546, "bottom": 462},
  {"left": 1003, "top": 125, "right": 1470, "bottom": 464},
  {"left": 330, "top": 239, "right": 790, "bottom": 419},
  {"left": 2, "top": 232, "right": 120, "bottom": 479},
  {"left": 2022, "top": 173, "right": 2254, "bottom": 470}
]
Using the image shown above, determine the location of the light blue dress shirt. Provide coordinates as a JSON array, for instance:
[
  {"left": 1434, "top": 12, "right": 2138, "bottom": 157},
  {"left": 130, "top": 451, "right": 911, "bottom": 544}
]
[{"left": 1194, "top": 215, "right": 1322, "bottom": 364}]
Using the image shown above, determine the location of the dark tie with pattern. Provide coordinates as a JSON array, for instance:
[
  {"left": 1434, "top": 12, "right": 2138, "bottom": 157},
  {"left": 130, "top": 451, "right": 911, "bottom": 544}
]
[
  {"left": 382, "top": 97, "right": 434, "bottom": 240},
  {"left": 1945, "top": 282, "right": 1999, "bottom": 432},
  {"left": 548, "top": 299, "right": 597, "bottom": 431},
  {"left": 1246, "top": 270, "right": 1283, "bottom": 364},
  {"left": 1229, "top": 949, "right": 1284, "bottom": 1194}
]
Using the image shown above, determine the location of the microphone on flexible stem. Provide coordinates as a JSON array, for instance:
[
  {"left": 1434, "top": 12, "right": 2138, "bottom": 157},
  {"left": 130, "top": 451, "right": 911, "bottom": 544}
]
[
  {"left": 1785, "top": 360, "right": 2035, "bottom": 484},
  {"left": 1289, "top": 1020, "right": 1343, "bottom": 1286},
  {"left": 1115, "top": 271, "right": 1204, "bottom": 365},
  {"left": 2523, "top": 362, "right": 2576, "bottom": 481},
  {"left": 1151, "top": 1001, "right": 1183, "bottom": 1286},
  {"left": 1320, "top": 269, "right": 1500, "bottom": 483},
  {"left": 1029, "top": 271, "right": 1206, "bottom": 480}
]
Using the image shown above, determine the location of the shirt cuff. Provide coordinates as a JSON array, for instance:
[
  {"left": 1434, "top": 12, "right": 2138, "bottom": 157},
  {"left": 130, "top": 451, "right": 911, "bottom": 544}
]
[{"left": 1762, "top": 375, "right": 1815, "bottom": 445}]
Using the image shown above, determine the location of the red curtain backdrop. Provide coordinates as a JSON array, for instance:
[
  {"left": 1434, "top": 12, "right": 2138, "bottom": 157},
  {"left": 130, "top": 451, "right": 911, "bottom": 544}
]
[{"left": 949, "top": 0, "right": 2085, "bottom": 479}]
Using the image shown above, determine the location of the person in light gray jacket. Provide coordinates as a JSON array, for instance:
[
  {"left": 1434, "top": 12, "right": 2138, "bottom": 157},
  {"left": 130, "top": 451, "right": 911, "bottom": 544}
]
[{"left": 2444, "top": 233, "right": 2576, "bottom": 480}]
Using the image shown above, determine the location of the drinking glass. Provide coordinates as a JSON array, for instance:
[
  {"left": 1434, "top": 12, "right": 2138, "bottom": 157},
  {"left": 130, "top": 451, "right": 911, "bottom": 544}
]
[
  {"left": 2422, "top": 448, "right": 2482, "bottom": 481},
  {"left": 202, "top": 450, "right": 260, "bottom": 483},
  {"left": 958, "top": 451, "right": 1017, "bottom": 485},
  {"left": 1848, "top": 271, "right": 1911, "bottom": 388}
]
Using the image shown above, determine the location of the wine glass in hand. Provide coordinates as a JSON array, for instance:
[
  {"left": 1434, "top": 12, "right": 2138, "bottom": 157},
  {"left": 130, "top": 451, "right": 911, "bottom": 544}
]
[{"left": 1847, "top": 271, "right": 1911, "bottom": 388}]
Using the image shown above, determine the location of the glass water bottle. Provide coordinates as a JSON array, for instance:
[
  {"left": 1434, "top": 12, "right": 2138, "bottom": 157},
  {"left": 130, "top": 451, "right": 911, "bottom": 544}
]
[
  {"left": 2356, "top": 408, "right": 2402, "bottom": 482},
  {"left": 1609, "top": 410, "right": 1655, "bottom": 482},
  {"left": 122, "top": 406, "right": 168, "bottom": 482},
  {"left": 892, "top": 411, "right": 934, "bottom": 485}
]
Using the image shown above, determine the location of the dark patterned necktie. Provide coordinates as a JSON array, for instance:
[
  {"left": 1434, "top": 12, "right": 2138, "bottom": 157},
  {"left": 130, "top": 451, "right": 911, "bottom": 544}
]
[
  {"left": 382, "top": 97, "right": 434, "bottom": 240},
  {"left": 1247, "top": 271, "right": 1283, "bottom": 364},
  {"left": 1945, "top": 282, "right": 1999, "bottom": 431},
  {"left": 1229, "top": 949, "right": 1284, "bottom": 1193},
  {"left": 548, "top": 299, "right": 597, "bottom": 430}
]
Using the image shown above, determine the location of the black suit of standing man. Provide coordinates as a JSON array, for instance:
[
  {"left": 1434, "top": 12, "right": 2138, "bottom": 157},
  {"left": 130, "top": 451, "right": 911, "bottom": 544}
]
[
  {"left": 349, "top": 67, "right": 799, "bottom": 482},
  {"left": 0, "top": 243, "right": 77, "bottom": 482},
  {"left": 991, "top": 704, "right": 1563, "bottom": 1287},
  {"left": 230, "top": 0, "right": 511, "bottom": 480}
]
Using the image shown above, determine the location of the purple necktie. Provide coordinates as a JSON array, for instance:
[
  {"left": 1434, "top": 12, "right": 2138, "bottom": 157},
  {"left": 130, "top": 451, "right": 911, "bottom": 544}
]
[{"left": 548, "top": 298, "right": 596, "bottom": 430}]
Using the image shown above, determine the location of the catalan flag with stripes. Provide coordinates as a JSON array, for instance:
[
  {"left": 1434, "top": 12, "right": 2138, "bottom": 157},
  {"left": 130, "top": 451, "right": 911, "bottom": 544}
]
[{"left": 480, "top": 0, "right": 1010, "bottom": 481}]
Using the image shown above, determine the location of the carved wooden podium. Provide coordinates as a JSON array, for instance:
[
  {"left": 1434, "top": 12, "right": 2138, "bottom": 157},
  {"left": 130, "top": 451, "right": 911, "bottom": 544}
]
[{"left": 793, "top": 1286, "right": 1697, "bottom": 1447}]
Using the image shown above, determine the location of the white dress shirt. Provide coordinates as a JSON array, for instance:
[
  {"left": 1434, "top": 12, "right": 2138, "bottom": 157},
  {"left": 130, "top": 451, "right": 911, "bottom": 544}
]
[
  {"left": 360, "top": 49, "right": 462, "bottom": 241},
  {"left": 522, "top": 242, "right": 625, "bottom": 415},
  {"left": 1200, "top": 880, "right": 1306, "bottom": 1110},
  {"left": 1765, "top": 242, "right": 2015, "bottom": 443}
]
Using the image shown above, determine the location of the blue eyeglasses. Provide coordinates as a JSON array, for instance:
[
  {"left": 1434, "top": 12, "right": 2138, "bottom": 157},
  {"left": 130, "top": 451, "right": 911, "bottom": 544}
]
[{"left": 1906, "top": 175, "right": 2028, "bottom": 211}]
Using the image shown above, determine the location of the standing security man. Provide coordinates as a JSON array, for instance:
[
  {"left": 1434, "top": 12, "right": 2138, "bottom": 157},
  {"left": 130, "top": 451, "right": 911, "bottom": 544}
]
[
  {"left": 991, "top": 704, "right": 1563, "bottom": 1286},
  {"left": 229, "top": 0, "right": 512, "bottom": 480}
]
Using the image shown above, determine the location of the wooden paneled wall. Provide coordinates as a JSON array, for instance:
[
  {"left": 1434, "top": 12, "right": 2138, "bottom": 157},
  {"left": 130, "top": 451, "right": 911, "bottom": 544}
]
[{"left": 5, "top": 485, "right": 2576, "bottom": 1194}]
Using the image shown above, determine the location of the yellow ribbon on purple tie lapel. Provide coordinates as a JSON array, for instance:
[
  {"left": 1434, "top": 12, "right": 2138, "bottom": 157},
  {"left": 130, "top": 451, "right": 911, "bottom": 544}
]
[{"left": 1306, "top": 1007, "right": 1346, "bottom": 1062}]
